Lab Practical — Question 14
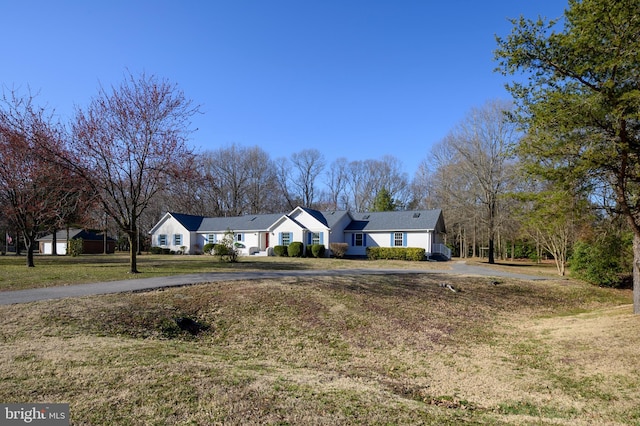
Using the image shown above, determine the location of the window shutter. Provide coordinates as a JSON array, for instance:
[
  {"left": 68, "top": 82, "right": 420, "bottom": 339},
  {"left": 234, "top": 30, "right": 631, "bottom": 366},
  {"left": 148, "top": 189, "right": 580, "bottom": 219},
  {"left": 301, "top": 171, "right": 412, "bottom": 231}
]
[
  {"left": 320, "top": 232, "right": 324, "bottom": 244},
  {"left": 363, "top": 234, "right": 367, "bottom": 246},
  {"left": 278, "top": 232, "right": 283, "bottom": 245},
  {"left": 289, "top": 232, "right": 293, "bottom": 242},
  {"left": 390, "top": 233, "right": 394, "bottom": 246},
  {"left": 351, "top": 234, "right": 355, "bottom": 246},
  {"left": 307, "top": 233, "right": 312, "bottom": 245},
  {"left": 403, "top": 232, "right": 407, "bottom": 247}
]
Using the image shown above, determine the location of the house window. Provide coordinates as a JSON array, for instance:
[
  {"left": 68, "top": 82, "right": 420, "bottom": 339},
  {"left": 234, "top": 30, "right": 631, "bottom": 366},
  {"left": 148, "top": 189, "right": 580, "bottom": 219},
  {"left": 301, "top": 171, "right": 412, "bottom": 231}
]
[
  {"left": 394, "top": 232, "right": 403, "bottom": 247},
  {"left": 281, "top": 232, "right": 291, "bottom": 246},
  {"left": 174, "top": 234, "right": 182, "bottom": 245},
  {"left": 236, "top": 233, "right": 243, "bottom": 242},
  {"left": 159, "top": 234, "right": 167, "bottom": 246},
  {"left": 355, "top": 233, "right": 364, "bottom": 246},
  {"left": 208, "top": 234, "right": 216, "bottom": 243},
  {"left": 312, "top": 232, "right": 320, "bottom": 245}
]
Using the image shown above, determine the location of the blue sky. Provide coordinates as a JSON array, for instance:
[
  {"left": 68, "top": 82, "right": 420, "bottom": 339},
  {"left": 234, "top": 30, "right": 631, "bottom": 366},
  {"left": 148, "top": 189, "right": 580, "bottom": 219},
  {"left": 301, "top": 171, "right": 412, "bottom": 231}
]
[{"left": 2, "top": 0, "right": 565, "bottom": 177}]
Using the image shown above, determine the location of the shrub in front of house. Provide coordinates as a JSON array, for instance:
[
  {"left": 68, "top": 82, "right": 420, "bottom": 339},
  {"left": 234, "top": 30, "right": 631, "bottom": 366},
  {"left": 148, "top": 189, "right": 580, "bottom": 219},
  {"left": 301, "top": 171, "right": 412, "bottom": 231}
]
[
  {"left": 273, "top": 245, "right": 288, "bottom": 257},
  {"left": 213, "top": 244, "right": 229, "bottom": 256},
  {"left": 288, "top": 242, "right": 304, "bottom": 257},
  {"left": 330, "top": 243, "right": 348, "bottom": 258},
  {"left": 150, "top": 246, "right": 163, "bottom": 254},
  {"left": 366, "top": 247, "right": 425, "bottom": 261},
  {"left": 203, "top": 243, "right": 215, "bottom": 255},
  {"left": 311, "top": 244, "right": 326, "bottom": 258},
  {"left": 68, "top": 238, "right": 83, "bottom": 257}
]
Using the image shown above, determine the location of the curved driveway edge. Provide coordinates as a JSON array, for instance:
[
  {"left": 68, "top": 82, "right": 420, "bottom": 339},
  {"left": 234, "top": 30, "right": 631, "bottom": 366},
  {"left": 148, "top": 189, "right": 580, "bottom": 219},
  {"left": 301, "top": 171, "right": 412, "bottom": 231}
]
[{"left": 0, "top": 262, "right": 550, "bottom": 306}]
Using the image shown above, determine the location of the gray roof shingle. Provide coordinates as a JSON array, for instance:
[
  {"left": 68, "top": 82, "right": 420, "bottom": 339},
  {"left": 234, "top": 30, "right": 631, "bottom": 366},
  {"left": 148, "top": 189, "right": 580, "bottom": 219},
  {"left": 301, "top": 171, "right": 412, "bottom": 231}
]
[
  {"left": 167, "top": 209, "right": 444, "bottom": 233},
  {"left": 199, "top": 213, "right": 283, "bottom": 232},
  {"left": 344, "top": 209, "right": 443, "bottom": 232}
]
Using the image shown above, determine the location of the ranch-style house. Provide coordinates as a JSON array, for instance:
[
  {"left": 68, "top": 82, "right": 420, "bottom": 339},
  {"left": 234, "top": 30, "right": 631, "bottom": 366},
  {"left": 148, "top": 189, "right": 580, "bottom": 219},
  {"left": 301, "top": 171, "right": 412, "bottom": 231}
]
[{"left": 149, "top": 206, "right": 450, "bottom": 260}]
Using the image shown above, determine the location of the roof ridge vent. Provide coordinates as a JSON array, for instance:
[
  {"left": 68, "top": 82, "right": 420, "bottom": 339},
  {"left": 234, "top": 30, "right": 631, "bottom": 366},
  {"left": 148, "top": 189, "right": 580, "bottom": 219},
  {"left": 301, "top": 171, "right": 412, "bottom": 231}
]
[{"left": 413, "top": 213, "right": 421, "bottom": 218}]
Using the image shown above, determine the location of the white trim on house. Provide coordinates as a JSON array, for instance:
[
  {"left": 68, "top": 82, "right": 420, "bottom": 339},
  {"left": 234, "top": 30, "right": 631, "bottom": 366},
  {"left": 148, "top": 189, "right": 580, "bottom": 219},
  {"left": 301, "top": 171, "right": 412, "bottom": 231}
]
[{"left": 148, "top": 207, "right": 449, "bottom": 259}]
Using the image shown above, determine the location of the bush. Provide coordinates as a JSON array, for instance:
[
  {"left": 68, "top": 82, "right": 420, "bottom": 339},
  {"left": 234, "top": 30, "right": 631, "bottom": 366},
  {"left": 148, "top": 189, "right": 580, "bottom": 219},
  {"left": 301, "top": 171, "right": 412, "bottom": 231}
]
[
  {"left": 203, "top": 243, "right": 215, "bottom": 255},
  {"left": 213, "top": 243, "right": 229, "bottom": 256},
  {"left": 330, "top": 243, "right": 348, "bottom": 258},
  {"left": 288, "top": 242, "right": 304, "bottom": 257},
  {"left": 150, "top": 246, "right": 163, "bottom": 254},
  {"left": 273, "top": 245, "right": 288, "bottom": 257},
  {"left": 366, "top": 247, "right": 425, "bottom": 261},
  {"left": 570, "top": 233, "right": 633, "bottom": 288},
  {"left": 68, "top": 238, "right": 83, "bottom": 257},
  {"left": 311, "top": 244, "right": 326, "bottom": 258}
]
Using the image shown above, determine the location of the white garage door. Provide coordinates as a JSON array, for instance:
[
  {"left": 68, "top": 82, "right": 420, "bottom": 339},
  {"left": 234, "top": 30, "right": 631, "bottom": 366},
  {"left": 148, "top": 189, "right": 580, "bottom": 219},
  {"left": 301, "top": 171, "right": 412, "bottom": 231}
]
[{"left": 42, "top": 242, "right": 67, "bottom": 255}]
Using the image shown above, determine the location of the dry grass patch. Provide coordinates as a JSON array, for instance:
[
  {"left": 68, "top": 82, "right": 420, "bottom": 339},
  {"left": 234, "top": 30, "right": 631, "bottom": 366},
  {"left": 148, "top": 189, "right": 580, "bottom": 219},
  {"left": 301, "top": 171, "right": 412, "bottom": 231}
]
[{"left": 0, "top": 273, "right": 637, "bottom": 425}]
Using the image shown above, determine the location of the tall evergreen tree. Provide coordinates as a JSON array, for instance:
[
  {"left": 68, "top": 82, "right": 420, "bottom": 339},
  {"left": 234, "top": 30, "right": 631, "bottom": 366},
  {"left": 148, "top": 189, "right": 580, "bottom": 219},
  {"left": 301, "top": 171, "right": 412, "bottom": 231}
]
[{"left": 495, "top": 0, "right": 640, "bottom": 312}]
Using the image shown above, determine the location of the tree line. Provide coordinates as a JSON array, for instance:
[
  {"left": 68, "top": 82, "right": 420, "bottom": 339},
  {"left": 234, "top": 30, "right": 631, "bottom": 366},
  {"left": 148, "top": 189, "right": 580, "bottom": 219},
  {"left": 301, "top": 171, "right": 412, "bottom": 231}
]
[{"left": 1, "top": 0, "right": 638, "bottom": 313}]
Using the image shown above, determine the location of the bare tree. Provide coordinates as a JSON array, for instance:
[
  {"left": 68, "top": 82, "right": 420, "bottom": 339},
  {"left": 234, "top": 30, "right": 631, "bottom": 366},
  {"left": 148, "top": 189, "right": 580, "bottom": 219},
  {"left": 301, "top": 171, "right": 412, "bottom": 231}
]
[
  {"left": 70, "top": 72, "right": 199, "bottom": 273},
  {"left": 346, "top": 160, "right": 369, "bottom": 211},
  {"left": 290, "top": 149, "right": 325, "bottom": 208},
  {"left": 410, "top": 159, "right": 436, "bottom": 210},
  {"left": 422, "top": 139, "right": 482, "bottom": 257},
  {"left": 245, "top": 146, "right": 284, "bottom": 213},
  {"left": 444, "top": 100, "right": 517, "bottom": 263},
  {"left": 343, "top": 156, "right": 410, "bottom": 212},
  {"left": 274, "top": 156, "right": 297, "bottom": 210},
  {"left": 204, "top": 144, "right": 252, "bottom": 216},
  {"left": 325, "top": 157, "right": 349, "bottom": 210},
  {"left": 375, "top": 155, "right": 411, "bottom": 209},
  {"left": 200, "top": 144, "right": 284, "bottom": 216},
  {"left": 164, "top": 156, "right": 214, "bottom": 216}
]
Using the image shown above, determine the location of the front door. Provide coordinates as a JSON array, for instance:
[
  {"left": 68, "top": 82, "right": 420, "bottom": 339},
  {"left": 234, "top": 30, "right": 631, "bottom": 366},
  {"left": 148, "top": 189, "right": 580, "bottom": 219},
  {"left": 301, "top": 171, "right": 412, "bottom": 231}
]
[{"left": 265, "top": 232, "right": 269, "bottom": 248}]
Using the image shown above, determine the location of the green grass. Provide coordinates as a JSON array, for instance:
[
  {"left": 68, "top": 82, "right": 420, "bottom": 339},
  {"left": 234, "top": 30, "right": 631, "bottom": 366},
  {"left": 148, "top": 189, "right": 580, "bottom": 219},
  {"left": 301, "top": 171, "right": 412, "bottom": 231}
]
[
  {"left": 0, "top": 253, "right": 453, "bottom": 292},
  {"left": 1, "top": 267, "right": 638, "bottom": 425}
]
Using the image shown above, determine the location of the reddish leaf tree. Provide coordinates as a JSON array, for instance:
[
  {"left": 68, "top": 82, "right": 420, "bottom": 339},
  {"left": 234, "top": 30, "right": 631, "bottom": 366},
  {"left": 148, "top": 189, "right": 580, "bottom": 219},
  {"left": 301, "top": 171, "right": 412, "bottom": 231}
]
[
  {"left": 0, "top": 91, "right": 76, "bottom": 267},
  {"left": 71, "top": 72, "right": 198, "bottom": 273}
]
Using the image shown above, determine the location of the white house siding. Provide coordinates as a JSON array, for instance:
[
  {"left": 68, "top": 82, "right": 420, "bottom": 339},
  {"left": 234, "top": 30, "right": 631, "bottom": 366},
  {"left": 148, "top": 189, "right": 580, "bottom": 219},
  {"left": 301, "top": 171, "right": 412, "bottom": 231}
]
[
  {"left": 407, "top": 231, "right": 432, "bottom": 253},
  {"left": 234, "top": 231, "right": 261, "bottom": 255},
  {"left": 327, "top": 213, "right": 352, "bottom": 245},
  {"left": 153, "top": 219, "right": 191, "bottom": 253},
  {"left": 346, "top": 230, "right": 434, "bottom": 257},
  {"left": 269, "top": 212, "right": 329, "bottom": 256},
  {"left": 272, "top": 223, "right": 306, "bottom": 247},
  {"left": 149, "top": 208, "right": 449, "bottom": 259},
  {"left": 197, "top": 231, "right": 263, "bottom": 255},
  {"left": 345, "top": 233, "right": 367, "bottom": 257}
]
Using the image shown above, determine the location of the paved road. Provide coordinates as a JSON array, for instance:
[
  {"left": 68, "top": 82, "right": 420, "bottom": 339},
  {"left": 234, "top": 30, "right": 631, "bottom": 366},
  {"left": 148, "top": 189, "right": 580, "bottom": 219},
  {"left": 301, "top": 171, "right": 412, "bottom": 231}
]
[{"left": 0, "top": 262, "right": 549, "bottom": 306}]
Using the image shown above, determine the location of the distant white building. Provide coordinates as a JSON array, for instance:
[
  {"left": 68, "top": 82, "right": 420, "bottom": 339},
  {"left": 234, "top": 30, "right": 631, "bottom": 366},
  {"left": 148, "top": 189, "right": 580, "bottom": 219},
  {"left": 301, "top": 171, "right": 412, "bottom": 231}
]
[{"left": 148, "top": 206, "right": 450, "bottom": 259}]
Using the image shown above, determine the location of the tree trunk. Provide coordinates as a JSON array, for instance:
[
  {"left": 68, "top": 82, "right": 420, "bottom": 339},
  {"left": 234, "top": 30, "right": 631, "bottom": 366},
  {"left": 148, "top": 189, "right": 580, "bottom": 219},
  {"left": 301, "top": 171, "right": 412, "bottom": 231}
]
[
  {"left": 129, "top": 232, "right": 139, "bottom": 274},
  {"left": 488, "top": 200, "right": 496, "bottom": 264},
  {"left": 23, "top": 232, "right": 35, "bottom": 267},
  {"left": 52, "top": 228, "right": 57, "bottom": 256},
  {"left": 634, "top": 234, "right": 640, "bottom": 314},
  {"left": 488, "top": 238, "right": 495, "bottom": 264}
]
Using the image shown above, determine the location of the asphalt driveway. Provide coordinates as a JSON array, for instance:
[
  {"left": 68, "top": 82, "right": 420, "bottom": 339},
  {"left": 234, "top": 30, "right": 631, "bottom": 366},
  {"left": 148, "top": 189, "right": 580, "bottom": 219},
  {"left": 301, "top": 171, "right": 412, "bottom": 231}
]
[{"left": 0, "top": 261, "right": 549, "bottom": 305}]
